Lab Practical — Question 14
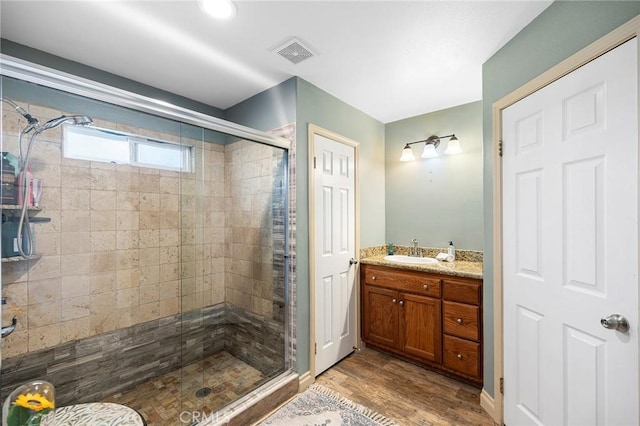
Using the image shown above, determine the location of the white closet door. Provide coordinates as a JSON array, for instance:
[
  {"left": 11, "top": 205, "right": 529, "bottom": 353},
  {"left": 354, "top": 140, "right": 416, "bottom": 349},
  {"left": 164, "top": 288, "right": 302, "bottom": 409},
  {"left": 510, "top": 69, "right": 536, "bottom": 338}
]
[{"left": 503, "top": 38, "right": 638, "bottom": 425}]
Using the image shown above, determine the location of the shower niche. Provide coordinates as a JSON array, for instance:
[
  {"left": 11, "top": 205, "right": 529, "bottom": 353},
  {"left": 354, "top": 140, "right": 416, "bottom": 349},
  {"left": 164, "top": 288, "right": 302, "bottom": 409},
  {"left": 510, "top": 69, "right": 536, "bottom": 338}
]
[{"left": 0, "top": 63, "right": 295, "bottom": 424}]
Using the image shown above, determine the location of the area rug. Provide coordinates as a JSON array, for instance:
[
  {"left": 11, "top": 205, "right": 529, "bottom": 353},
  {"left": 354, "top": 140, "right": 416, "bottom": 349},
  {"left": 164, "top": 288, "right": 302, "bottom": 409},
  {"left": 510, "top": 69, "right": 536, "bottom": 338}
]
[{"left": 259, "top": 384, "right": 398, "bottom": 426}]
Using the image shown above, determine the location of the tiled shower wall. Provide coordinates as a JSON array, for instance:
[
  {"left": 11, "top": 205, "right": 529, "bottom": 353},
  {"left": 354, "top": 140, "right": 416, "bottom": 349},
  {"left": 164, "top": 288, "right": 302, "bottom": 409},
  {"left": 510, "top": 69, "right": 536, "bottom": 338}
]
[
  {"left": 224, "top": 124, "right": 292, "bottom": 370},
  {"left": 1, "top": 101, "right": 224, "bottom": 359},
  {"left": 224, "top": 140, "right": 280, "bottom": 318}
]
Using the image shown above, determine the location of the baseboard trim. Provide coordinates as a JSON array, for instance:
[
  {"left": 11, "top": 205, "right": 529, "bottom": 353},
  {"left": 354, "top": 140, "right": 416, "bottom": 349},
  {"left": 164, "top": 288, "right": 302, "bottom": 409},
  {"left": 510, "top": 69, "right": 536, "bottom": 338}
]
[
  {"left": 298, "top": 371, "right": 314, "bottom": 391},
  {"left": 480, "top": 388, "right": 498, "bottom": 424}
]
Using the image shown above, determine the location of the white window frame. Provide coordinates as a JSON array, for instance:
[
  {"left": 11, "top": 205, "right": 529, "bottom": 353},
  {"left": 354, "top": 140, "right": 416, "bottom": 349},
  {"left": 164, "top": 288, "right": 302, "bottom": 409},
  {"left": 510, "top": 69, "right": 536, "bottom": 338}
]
[{"left": 63, "top": 125, "right": 194, "bottom": 173}]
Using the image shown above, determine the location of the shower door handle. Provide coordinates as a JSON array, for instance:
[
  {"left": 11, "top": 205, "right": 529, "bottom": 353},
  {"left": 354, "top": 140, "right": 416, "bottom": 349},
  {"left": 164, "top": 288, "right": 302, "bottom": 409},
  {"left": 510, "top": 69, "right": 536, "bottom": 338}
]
[{"left": 1, "top": 316, "right": 17, "bottom": 338}]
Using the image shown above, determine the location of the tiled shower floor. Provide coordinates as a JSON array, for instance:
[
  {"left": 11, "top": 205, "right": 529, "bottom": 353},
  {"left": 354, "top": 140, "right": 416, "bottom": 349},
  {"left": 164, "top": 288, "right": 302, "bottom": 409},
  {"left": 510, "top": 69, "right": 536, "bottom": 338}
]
[{"left": 102, "top": 351, "right": 267, "bottom": 424}]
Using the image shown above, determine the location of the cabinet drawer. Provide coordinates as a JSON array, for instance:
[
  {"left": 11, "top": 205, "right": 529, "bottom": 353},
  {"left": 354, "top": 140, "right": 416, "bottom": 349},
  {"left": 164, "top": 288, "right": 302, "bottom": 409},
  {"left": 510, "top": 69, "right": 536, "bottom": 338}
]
[
  {"left": 443, "top": 335, "right": 481, "bottom": 379},
  {"left": 442, "top": 278, "right": 481, "bottom": 305},
  {"left": 443, "top": 301, "right": 480, "bottom": 341},
  {"left": 362, "top": 265, "right": 441, "bottom": 297}
]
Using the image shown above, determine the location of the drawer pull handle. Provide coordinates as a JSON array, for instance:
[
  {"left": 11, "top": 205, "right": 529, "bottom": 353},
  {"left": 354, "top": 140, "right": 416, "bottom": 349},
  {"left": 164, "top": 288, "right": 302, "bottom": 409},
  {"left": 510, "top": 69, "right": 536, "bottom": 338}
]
[
  {"left": 392, "top": 298, "right": 397, "bottom": 304},
  {"left": 457, "top": 353, "right": 463, "bottom": 360},
  {"left": 456, "top": 318, "right": 463, "bottom": 325},
  {"left": 371, "top": 276, "right": 377, "bottom": 280},
  {"left": 423, "top": 284, "right": 429, "bottom": 290}
]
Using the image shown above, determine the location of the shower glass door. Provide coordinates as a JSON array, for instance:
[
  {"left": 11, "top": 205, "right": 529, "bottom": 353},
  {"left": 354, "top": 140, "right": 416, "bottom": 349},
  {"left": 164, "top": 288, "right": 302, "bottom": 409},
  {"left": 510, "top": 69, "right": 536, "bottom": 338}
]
[
  {"left": 175, "top": 126, "right": 290, "bottom": 423},
  {"left": 0, "top": 61, "right": 292, "bottom": 425}
]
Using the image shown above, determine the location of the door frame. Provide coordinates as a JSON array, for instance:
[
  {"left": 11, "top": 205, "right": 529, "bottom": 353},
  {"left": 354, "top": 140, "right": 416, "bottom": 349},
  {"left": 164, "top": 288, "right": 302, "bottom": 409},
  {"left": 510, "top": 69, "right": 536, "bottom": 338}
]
[
  {"left": 490, "top": 16, "right": 640, "bottom": 425},
  {"left": 308, "top": 123, "right": 361, "bottom": 381}
]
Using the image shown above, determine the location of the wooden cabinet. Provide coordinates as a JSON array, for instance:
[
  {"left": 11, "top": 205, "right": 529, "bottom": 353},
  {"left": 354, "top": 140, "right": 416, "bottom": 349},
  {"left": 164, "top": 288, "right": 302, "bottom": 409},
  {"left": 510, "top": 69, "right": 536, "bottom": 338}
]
[
  {"left": 361, "top": 264, "right": 482, "bottom": 386},
  {"left": 362, "top": 285, "right": 399, "bottom": 349},
  {"left": 401, "top": 292, "right": 441, "bottom": 362},
  {"left": 441, "top": 276, "right": 482, "bottom": 382}
]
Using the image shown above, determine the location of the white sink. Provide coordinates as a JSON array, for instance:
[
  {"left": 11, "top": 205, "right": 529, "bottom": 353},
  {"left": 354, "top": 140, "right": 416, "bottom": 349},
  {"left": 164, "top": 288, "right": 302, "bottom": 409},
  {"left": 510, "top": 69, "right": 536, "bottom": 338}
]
[{"left": 384, "top": 255, "right": 438, "bottom": 265}]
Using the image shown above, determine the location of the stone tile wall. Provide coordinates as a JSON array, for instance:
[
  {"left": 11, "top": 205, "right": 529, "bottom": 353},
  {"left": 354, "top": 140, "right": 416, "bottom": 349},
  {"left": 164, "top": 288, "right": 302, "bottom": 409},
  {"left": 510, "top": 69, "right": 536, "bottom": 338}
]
[
  {"left": 0, "top": 303, "right": 287, "bottom": 406},
  {"left": 1, "top": 101, "right": 224, "bottom": 358},
  {"left": 1, "top": 304, "right": 225, "bottom": 405},
  {"left": 224, "top": 140, "right": 277, "bottom": 318},
  {"left": 222, "top": 124, "right": 294, "bottom": 373}
]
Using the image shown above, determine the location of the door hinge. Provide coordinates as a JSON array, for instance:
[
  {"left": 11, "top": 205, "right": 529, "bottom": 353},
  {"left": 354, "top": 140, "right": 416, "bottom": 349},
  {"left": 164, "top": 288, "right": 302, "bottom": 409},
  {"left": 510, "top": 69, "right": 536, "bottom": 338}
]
[
  {"left": 313, "top": 156, "right": 317, "bottom": 169},
  {"left": 500, "top": 377, "right": 504, "bottom": 394},
  {"left": 314, "top": 343, "right": 317, "bottom": 355},
  {"left": 499, "top": 140, "right": 503, "bottom": 157}
]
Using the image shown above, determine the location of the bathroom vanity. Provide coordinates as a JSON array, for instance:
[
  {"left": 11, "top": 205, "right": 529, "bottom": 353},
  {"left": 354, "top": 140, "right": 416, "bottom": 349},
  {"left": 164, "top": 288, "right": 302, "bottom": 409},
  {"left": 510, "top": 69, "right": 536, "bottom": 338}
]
[{"left": 360, "top": 260, "right": 483, "bottom": 386}]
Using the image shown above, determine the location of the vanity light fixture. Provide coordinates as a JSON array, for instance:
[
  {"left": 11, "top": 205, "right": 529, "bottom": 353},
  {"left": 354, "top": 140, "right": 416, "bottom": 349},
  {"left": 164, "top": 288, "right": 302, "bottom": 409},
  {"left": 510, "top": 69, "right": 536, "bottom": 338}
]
[
  {"left": 399, "top": 134, "right": 462, "bottom": 161},
  {"left": 198, "top": 0, "right": 237, "bottom": 20}
]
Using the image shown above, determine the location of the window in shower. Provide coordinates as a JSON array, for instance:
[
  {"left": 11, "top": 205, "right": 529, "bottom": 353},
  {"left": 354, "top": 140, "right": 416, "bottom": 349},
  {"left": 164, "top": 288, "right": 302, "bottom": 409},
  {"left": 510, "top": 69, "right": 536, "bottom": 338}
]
[
  {"left": 133, "top": 137, "right": 192, "bottom": 171},
  {"left": 63, "top": 125, "right": 194, "bottom": 172}
]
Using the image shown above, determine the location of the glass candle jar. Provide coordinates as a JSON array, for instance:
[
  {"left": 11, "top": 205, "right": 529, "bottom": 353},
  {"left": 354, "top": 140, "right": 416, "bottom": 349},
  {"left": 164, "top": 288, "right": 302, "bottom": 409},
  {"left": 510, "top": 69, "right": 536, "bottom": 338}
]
[{"left": 2, "top": 380, "right": 55, "bottom": 426}]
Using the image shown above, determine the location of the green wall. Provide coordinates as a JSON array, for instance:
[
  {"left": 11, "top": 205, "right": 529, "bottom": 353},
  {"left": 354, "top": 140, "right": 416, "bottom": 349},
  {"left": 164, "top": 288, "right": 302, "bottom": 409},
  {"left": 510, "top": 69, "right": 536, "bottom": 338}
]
[
  {"left": 481, "top": 1, "right": 640, "bottom": 397},
  {"left": 295, "top": 78, "right": 386, "bottom": 374},
  {"left": 385, "top": 101, "right": 482, "bottom": 251},
  {"left": 225, "top": 77, "right": 296, "bottom": 134}
]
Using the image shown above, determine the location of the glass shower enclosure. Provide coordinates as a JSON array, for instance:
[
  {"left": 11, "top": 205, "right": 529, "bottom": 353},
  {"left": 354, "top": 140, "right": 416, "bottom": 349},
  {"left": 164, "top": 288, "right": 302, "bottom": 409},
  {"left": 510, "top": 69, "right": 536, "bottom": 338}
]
[{"left": 0, "top": 57, "right": 294, "bottom": 424}]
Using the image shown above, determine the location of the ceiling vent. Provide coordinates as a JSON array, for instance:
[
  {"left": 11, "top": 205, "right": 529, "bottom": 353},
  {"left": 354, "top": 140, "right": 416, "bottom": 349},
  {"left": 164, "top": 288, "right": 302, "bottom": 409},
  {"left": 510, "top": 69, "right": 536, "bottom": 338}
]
[{"left": 274, "top": 38, "right": 315, "bottom": 65}]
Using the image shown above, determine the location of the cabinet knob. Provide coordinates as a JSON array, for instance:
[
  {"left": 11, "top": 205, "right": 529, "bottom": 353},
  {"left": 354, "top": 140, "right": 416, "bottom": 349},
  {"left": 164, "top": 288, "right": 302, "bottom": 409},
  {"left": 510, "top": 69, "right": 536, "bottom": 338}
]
[
  {"left": 399, "top": 300, "right": 404, "bottom": 306},
  {"left": 371, "top": 276, "right": 377, "bottom": 280},
  {"left": 392, "top": 298, "right": 397, "bottom": 304},
  {"left": 457, "top": 353, "right": 463, "bottom": 360},
  {"left": 456, "top": 318, "right": 463, "bottom": 325},
  {"left": 423, "top": 284, "right": 429, "bottom": 290}
]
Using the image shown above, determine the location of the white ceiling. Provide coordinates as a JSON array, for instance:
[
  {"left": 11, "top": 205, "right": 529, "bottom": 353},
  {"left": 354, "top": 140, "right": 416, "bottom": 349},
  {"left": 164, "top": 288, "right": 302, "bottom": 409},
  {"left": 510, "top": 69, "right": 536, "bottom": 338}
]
[{"left": 0, "top": 0, "right": 552, "bottom": 123}]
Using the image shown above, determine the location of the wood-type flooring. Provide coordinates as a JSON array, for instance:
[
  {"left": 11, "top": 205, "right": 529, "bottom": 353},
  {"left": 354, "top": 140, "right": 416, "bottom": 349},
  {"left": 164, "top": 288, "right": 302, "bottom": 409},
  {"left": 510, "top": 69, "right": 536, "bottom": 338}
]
[{"left": 315, "top": 347, "right": 495, "bottom": 426}]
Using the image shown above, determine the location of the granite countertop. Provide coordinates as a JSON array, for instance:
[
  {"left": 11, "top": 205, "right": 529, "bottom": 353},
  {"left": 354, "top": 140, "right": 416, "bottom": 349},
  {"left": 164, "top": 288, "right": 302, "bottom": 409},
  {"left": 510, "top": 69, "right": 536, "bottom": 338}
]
[{"left": 359, "top": 245, "right": 484, "bottom": 280}]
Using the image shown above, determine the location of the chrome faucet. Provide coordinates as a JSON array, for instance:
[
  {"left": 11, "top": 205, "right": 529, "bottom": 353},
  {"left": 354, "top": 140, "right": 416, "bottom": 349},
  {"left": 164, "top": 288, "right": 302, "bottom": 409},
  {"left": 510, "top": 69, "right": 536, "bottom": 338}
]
[
  {"left": 1, "top": 296, "right": 18, "bottom": 337},
  {"left": 1, "top": 316, "right": 17, "bottom": 339},
  {"left": 1, "top": 297, "right": 17, "bottom": 338},
  {"left": 409, "top": 238, "right": 421, "bottom": 257}
]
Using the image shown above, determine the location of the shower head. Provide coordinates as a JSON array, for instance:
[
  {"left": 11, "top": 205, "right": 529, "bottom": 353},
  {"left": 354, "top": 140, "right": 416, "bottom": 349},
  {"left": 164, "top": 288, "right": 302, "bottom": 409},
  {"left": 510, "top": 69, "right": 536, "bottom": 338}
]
[
  {"left": 39, "top": 115, "right": 94, "bottom": 132},
  {"left": 1, "top": 97, "right": 40, "bottom": 128}
]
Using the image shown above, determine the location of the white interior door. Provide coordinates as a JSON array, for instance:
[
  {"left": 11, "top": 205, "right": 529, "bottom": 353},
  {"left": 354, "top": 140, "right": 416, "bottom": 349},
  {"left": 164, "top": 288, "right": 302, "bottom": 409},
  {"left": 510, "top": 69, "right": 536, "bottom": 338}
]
[
  {"left": 312, "top": 131, "right": 357, "bottom": 375},
  {"left": 502, "top": 38, "right": 638, "bottom": 425}
]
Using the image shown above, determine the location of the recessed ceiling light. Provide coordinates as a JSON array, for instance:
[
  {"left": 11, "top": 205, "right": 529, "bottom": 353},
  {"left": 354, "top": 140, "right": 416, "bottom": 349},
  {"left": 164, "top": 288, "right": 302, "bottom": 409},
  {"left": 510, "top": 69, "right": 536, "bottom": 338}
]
[{"left": 198, "top": 0, "right": 236, "bottom": 20}]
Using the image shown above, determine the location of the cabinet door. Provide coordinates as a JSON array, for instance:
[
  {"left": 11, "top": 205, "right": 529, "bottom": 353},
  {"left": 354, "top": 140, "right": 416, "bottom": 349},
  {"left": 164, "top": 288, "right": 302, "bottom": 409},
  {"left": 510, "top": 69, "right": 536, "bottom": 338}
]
[
  {"left": 400, "top": 292, "right": 442, "bottom": 363},
  {"left": 362, "top": 285, "right": 399, "bottom": 349}
]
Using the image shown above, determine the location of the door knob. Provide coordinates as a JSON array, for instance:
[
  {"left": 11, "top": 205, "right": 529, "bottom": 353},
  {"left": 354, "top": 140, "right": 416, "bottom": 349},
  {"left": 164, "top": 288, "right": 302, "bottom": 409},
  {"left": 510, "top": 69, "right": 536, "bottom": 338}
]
[
  {"left": 349, "top": 258, "right": 358, "bottom": 265},
  {"left": 600, "top": 314, "right": 630, "bottom": 332}
]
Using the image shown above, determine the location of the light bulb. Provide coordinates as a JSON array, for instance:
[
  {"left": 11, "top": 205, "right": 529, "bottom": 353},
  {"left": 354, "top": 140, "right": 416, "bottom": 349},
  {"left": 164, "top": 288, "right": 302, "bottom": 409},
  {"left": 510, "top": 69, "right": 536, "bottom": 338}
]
[
  {"left": 198, "top": 0, "right": 237, "bottom": 20},
  {"left": 421, "top": 143, "right": 438, "bottom": 158},
  {"left": 444, "top": 136, "right": 463, "bottom": 155},
  {"left": 400, "top": 145, "right": 415, "bottom": 162}
]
